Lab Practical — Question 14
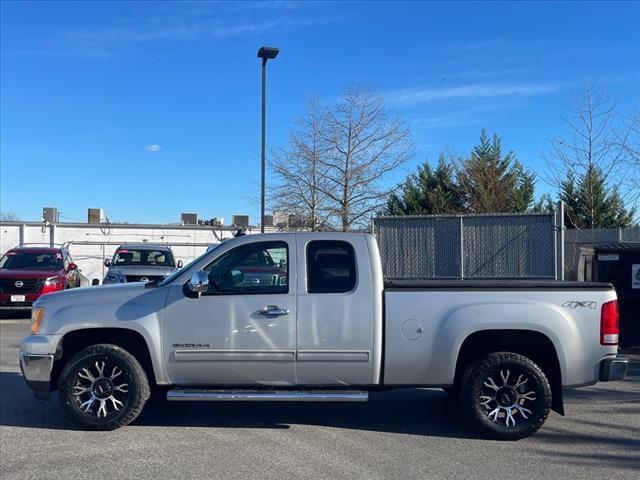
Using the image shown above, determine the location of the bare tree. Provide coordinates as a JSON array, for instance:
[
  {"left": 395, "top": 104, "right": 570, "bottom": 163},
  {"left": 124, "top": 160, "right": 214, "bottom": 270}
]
[
  {"left": 621, "top": 105, "right": 640, "bottom": 204},
  {"left": 0, "top": 211, "right": 20, "bottom": 221},
  {"left": 269, "top": 97, "right": 331, "bottom": 231},
  {"left": 320, "top": 85, "right": 415, "bottom": 231},
  {"left": 544, "top": 84, "right": 639, "bottom": 227}
]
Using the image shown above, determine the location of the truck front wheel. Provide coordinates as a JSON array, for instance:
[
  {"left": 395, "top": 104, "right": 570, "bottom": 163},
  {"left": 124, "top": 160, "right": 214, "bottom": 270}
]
[
  {"left": 58, "top": 344, "right": 150, "bottom": 430},
  {"left": 459, "top": 352, "right": 551, "bottom": 440}
]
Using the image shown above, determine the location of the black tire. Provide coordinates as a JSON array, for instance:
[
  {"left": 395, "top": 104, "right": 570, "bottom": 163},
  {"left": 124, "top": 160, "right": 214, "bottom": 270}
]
[
  {"left": 58, "top": 344, "right": 150, "bottom": 430},
  {"left": 459, "top": 352, "right": 551, "bottom": 440}
]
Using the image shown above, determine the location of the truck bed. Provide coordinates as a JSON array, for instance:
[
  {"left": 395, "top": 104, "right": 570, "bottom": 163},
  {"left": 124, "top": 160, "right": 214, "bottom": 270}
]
[
  {"left": 384, "top": 279, "right": 613, "bottom": 290},
  {"left": 383, "top": 279, "right": 616, "bottom": 387}
]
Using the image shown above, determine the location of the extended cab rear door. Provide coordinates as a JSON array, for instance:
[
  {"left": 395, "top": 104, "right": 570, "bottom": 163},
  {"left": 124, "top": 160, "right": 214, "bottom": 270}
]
[{"left": 295, "top": 234, "right": 377, "bottom": 385}]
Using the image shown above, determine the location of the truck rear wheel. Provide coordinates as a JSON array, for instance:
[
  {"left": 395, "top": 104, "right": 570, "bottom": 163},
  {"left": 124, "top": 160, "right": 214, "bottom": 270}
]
[
  {"left": 58, "top": 344, "right": 150, "bottom": 430},
  {"left": 459, "top": 352, "right": 551, "bottom": 440}
]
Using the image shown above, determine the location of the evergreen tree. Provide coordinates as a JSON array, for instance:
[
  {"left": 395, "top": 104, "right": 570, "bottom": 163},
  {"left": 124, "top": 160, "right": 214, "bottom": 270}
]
[
  {"left": 560, "top": 166, "right": 635, "bottom": 229},
  {"left": 531, "top": 193, "right": 555, "bottom": 213},
  {"left": 456, "top": 130, "right": 535, "bottom": 213},
  {"left": 385, "top": 154, "right": 462, "bottom": 215}
]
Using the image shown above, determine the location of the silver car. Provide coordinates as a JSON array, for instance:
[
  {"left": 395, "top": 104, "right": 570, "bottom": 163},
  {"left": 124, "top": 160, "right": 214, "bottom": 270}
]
[{"left": 103, "top": 243, "right": 182, "bottom": 284}]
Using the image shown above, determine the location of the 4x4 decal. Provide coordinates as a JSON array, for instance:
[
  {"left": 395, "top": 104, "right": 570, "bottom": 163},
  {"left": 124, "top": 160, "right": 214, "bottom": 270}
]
[{"left": 562, "top": 301, "right": 597, "bottom": 309}]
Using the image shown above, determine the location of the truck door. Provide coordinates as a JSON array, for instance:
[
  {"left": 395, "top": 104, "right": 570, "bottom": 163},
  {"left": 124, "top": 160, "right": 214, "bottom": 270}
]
[
  {"left": 162, "top": 237, "right": 297, "bottom": 385},
  {"left": 295, "top": 235, "right": 376, "bottom": 385}
]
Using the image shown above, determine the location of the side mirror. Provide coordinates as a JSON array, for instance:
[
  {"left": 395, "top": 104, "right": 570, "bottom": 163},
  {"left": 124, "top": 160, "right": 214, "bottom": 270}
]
[
  {"left": 177, "top": 260, "right": 183, "bottom": 268},
  {"left": 187, "top": 271, "right": 209, "bottom": 295},
  {"left": 68, "top": 263, "right": 78, "bottom": 271},
  {"left": 104, "top": 259, "right": 111, "bottom": 267}
]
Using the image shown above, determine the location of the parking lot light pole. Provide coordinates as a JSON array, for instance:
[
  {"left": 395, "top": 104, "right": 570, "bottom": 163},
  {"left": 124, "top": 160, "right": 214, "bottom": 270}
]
[{"left": 257, "top": 46, "right": 279, "bottom": 233}]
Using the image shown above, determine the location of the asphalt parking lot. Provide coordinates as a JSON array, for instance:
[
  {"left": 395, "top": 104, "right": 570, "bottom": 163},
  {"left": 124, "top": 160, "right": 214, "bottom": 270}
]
[{"left": 1, "top": 319, "right": 638, "bottom": 480}]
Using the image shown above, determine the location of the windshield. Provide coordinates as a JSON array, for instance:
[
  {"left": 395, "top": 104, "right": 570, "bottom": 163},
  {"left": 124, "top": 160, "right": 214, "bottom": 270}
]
[
  {"left": 0, "top": 251, "right": 63, "bottom": 270},
  {"left": 112, "top": 249, "right": 175, "bottom": 267},
  {"left": 160, "top": 243, "right": 222, "bottom": 286}
]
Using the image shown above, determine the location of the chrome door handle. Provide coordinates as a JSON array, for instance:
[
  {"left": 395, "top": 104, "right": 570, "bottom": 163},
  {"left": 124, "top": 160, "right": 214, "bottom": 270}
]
[{"left": 257, "top": 305, "right": 289, "bottom": 317}]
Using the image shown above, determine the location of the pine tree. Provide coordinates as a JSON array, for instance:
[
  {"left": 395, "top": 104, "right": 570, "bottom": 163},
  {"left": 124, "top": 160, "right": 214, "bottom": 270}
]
[
  {"left": 560, "top": 166, "right": 635, "bottom": 229},
  {"left": 456, "top": 130, "right": 535, "bottom": 213},
  {"left": 384, "top": 154, "right": 462, "bottom": 215},
  {"left": 429, "top": 156, "right": 464, "bottom": 213},
  {"left": 531, "top": 193, "right": 555, "bottom": 213}
]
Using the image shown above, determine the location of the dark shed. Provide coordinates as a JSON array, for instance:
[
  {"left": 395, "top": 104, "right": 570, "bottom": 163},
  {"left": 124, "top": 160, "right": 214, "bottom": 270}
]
[{"left": 578, "top": 243, "right": 640, "bottom": 347}]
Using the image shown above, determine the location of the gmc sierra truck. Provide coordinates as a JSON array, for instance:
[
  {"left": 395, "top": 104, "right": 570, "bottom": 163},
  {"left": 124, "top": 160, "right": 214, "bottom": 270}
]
[{"left": 19, "top": 232, "right": 628, "bottom": 440}]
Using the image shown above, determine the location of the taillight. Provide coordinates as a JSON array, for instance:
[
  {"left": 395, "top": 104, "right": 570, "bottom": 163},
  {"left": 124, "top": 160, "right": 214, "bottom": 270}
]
[
  {"left": 600, "top": 300, "right": 619, "bottom": 346},
  {"left": 41, "top": 277, "right": 65, "bottom": 295}
]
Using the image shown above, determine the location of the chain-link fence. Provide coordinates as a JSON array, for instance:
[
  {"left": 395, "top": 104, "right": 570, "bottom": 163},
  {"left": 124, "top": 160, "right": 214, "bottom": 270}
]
[
  {"left": 564, "top": 227, "right": 640, "bottom": 280},
  {"left": 373, "top": 213, "right": 557, "bottom": 280}
]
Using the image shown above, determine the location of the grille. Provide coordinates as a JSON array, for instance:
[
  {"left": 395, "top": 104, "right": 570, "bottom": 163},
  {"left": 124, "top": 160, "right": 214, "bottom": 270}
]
[
  {"left": 125, "top": 275, "right": 164, "bottom": 283},
  {"left": 0, "top": 278, "right": 42, "bottom": 294}
]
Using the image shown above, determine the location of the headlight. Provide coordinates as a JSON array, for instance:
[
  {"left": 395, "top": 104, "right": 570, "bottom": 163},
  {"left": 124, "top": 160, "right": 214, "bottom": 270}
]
[
  {"left": 31, "top": 307, "right": 45, "bottom": 335},
  {"left": 41, "top": 277, "right": 65, "bottom": 295}
]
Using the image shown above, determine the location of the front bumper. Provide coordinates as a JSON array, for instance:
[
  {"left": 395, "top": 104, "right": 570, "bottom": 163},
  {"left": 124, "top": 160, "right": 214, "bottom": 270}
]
[
  {"left": 0, "top": 305, "right": 33, "bottom": 310},
  {"left": 19, "top": 353, "right": 54, "bottom": 400},
  {"left": 0, "top": 292, "right": 41, "bottom": 309},
  {"left": 599, "top": 356, "right": 629, "bottom": 381}
]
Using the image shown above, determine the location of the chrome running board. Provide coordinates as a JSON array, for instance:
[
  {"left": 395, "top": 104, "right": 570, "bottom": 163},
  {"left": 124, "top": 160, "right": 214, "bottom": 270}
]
[{"left": 166, "top": 389, "right": 369, "bottom": 402}]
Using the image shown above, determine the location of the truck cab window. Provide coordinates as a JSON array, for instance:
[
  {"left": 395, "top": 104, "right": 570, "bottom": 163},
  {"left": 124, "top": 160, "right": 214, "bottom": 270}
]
[
  {"left": 203, "top": 241, "right": 288, "bottom": 294},
  {"left": 306, "top": 240, "right": 356, "bottom": 294}
]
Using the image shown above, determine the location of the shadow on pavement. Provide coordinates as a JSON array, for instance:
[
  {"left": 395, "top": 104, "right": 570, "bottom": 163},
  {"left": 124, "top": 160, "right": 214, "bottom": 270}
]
[
  {"left": 0, "top": 371, "right": 478, "bottom": 439},
  {"left": 2, "top": 358, "right": 638, "bottom": 442},
  {"left": 136, "top": 387, "right": 479, "bottom": 439},
  {"left": 529, "top": 361, "right": 640, "bottom": 471}
]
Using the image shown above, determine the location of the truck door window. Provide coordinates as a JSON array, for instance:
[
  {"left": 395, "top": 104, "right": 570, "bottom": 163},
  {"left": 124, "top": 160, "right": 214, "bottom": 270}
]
[
  {"left": 306, "top": 240, "right": 356, "bottom": 294},
  {"left": 203, "top": 241, "right": 288, "bottom": 295}
]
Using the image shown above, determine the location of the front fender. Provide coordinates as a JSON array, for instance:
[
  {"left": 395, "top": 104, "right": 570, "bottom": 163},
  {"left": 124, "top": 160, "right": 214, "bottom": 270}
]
[{"left": 32, "top": 284, "right": 170, "bottom": 384}]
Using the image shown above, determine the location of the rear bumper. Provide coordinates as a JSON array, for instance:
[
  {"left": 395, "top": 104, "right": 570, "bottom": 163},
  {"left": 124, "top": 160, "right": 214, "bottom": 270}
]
[
  {"left": 599, "top": 356, "right": 629, "bottom": 381},
  {"left": 19, "top": 353, "right": 54, "bottom": 400}
]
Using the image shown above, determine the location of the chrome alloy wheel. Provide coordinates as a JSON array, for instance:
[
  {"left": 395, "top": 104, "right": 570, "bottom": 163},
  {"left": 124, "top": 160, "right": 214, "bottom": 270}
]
[
  {"left": 72, "top": 360, "right": 129, "bottom": 418},
  {"left": 479, "top": 369, "right": 537, "bottom": 427}
]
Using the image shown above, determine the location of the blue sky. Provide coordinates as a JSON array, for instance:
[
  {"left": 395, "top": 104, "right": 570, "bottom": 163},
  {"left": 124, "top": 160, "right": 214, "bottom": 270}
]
[{"left": 1, "top": 1, "right": 638, "bottom": 224}]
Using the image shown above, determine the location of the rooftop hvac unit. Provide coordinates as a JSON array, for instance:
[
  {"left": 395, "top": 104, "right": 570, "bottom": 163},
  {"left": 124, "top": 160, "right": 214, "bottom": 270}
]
[
  {"left": 211, "top": 217, "right": 224, "bottom": 226},
  {"left": 88, "top": 208, "right": 105, "bottom": 224},
  {"left": 181, "top": 213, "right": 198, "bottom": 225},
  {"left": 42, "top": 207, "right": 58, "bottom": 223},
  {"left": 232, "top": 215, "right": 250, "bottom": 228}
]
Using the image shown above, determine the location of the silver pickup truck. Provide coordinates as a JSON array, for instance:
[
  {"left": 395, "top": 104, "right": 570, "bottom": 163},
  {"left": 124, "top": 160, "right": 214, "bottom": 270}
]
[{"left": 19, "top": 232, "right": 628, "bottom": 439}]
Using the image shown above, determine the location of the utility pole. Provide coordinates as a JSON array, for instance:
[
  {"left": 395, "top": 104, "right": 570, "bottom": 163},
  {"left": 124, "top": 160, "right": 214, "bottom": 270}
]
[{"left": 257, "top": 46, "right": 279, "bottom": 233}]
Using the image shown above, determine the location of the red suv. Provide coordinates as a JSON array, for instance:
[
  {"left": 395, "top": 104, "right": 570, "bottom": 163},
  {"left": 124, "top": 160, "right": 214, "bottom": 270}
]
[{"left": 0, "top": 245, "right": 81, "bottom": 311}]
